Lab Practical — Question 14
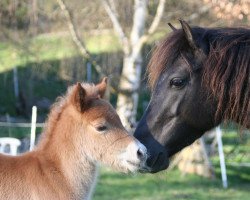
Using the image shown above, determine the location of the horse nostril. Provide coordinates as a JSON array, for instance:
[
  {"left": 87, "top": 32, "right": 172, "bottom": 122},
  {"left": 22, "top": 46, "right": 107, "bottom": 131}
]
[{"left": 150, "top": 152, "right": 163, "bottom": 167}]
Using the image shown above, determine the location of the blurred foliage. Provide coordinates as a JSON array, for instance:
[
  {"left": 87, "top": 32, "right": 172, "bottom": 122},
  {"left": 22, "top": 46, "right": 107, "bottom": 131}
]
[
  {"left": 204, "top": 0, "right": 249, "bottom": 23},
  {"left": 0, "top": 0, "right": 248, "bottom": 118},
  {"left": 0, "top": 0, "right": 30, "bottom": 30},
  {"left": 0, "top": 126, "right": 42, "bottom": 139}
]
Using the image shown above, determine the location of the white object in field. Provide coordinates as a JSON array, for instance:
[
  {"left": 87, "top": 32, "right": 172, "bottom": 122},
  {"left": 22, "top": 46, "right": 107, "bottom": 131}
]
[
  {"left": 30, "top": 106, "right": 37, "bottom": 151},
  {"left": 216, "top": 126, "right": 228, "bottom": 188},
  {"left": 0, "top": 137, "right": 21, "bottom": 155}
]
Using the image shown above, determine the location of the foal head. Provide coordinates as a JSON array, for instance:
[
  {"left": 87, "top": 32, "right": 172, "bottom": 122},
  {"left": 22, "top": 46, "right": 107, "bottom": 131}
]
[{"left": 61, "top": 78, "right": 147, "bottom": 173}]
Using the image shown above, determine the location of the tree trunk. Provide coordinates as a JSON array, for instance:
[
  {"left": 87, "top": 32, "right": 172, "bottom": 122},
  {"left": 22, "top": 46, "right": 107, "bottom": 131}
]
[
  {"left": 116, "top": 53, "right": 142, "bottom": 129},
  {"left": 116, "top": 0, "right": 147, "bottom": 129},
  {"left": 102, "top": 0, "right": 165, "bottom": 129}
]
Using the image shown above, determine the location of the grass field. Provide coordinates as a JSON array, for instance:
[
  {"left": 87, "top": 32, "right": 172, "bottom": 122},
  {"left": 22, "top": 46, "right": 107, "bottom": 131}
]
[
  {"left": 0, "top": 30, "right": 166, "bottom": 73},
  {"left": 1, "top": 30, "right": 249, "bottom": 200},
  {"left": 93, "top": 166, "right": 250, "bottom": 200},
  {"left": 92, "top": 129, "right": 250, "bottom": 200},
  {"left": 0, "top": 31, "right": 121, "bottom": 73}
]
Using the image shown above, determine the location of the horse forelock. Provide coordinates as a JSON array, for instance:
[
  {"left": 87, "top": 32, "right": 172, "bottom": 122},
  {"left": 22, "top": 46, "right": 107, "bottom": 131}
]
[
  {"left": 147, "top": 29, "right": 186, "bottom": 89},
  {"left": 148, "top": 26, "right": 250, "bottom": 128}
]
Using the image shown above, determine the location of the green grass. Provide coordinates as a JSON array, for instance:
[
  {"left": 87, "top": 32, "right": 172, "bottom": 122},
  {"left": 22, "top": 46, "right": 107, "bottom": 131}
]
[
  {"left": 0, "top": 31, "right": 122, "bottom": 73},
  {"left": 0, "top": 29, "right": 168, "bottom": 73},
  {"left": 92, "top": 130, "right": 250, "bottom": 200},
  {"left": 214, "top": 129, "right": 250, "bottom": 164},
  {"left": 93, "top": 167, "right": 250, "bottom": 200}
]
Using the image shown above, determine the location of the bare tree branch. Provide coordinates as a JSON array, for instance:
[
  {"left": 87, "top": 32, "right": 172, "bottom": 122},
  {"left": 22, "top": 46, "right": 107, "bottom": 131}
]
[
  {"left": 57, "top": 0, "right": 104, "bottom": 75},
  {"left": 130, "top": 0, "right": 148, "bottom": 46},
  {"left": 101, "top": 0, "right": 130, "bottom": 55},
  {"left": 131, "top": 0, "right": 166, "bottom": 59},
  {"left": 148, "top": 0, "right": 166, "bottom": 35},
  {"left": 108, "top": 0, "right": 118, "bottom": 17}
]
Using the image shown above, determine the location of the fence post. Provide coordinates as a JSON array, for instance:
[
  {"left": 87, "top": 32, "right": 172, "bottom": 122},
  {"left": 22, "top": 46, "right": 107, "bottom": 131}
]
[
  {"left": 30, "top": 106, "right": 37, "bottom": 151},
  {"left": 13, "top": 67, "right": 19, "bottom": 99},
  {"left": 87, "top": 62, "right": 92, "bottom": 82},
  {"left": 216, "top": 126, "right": 228, "bottom": 188}
]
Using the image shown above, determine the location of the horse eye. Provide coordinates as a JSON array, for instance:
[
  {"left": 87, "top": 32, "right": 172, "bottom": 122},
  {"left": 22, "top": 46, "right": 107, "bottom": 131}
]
[
  {"left": 96, "top": 125, "right": 107, "bottom": 132},
  {"left": 170, "top": 78, "right": 186, "bottom": 88}
]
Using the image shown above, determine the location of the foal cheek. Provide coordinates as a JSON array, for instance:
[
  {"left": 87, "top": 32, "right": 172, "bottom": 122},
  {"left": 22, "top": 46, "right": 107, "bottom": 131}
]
[{"left": 108, "top": 132, "right": 131, "bottom": 152}]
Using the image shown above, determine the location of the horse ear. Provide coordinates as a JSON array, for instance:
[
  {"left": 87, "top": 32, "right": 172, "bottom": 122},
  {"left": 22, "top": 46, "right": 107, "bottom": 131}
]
[
  {"left": 168, "top": 23, "right": 177, "bottom": 32},
  {"left": 179, "top": 20, "right": 198, "bottom": 51},
  {"left": 179, "top": 19, "right": 206, "bottom": 70},
  {"left": 74, "top": 82, "right": 87, "bottom": 112},
  {"left": 96, "top": 77, "right": 108, "bottom": 98}
]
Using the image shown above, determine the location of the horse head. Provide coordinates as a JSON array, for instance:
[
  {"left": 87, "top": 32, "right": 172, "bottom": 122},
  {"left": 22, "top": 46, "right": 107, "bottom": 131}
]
[{"left": 134, "top": 20, "right": 250, "bottom": 173}]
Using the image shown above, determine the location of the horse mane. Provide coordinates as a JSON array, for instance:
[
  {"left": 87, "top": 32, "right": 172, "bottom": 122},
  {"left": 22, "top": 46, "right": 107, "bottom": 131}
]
[
  {"left": 148, "top": 26, "right": 250, "bottom": 127},
  {"left": 38, "top": 83, "right": 99, "bottom": 148}
]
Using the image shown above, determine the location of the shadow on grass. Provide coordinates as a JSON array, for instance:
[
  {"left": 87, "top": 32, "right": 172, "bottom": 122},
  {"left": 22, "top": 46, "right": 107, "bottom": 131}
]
[
  {"left": 214, "top": 164, "right": 250, "bottom": 186},
  {"left": 0, "top": 51, "right": 124, "bottom": 115}
]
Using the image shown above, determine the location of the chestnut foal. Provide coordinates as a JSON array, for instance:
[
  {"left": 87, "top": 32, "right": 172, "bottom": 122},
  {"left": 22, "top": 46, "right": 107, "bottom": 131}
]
[{"left": 0, "top": 78, "right": 147, "bottom": 200}]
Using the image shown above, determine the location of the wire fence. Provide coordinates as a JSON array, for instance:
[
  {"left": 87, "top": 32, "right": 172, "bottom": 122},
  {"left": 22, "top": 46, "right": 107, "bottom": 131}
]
[{"left": 0, "top": 122, "right": 44, "bottom": 128}]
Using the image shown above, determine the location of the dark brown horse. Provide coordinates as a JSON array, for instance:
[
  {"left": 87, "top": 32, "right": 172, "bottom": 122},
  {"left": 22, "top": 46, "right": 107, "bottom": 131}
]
[{"left": 134, "top": 20, "right": 250, "bottom": 173}]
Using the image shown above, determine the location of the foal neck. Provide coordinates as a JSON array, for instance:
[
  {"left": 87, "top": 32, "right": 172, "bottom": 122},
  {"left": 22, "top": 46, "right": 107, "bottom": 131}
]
[{"left": 36, "top": 106, "right": 98, "bottom": 200}]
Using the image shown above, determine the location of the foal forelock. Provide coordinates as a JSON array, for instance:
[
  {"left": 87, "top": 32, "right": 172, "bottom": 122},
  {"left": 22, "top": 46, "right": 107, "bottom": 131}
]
[
  {"left": 39, "top": 83, "right": 99, "bottom": 147},
  {"left": 148, "top": 27, "right": 250, "bottom": 127}
]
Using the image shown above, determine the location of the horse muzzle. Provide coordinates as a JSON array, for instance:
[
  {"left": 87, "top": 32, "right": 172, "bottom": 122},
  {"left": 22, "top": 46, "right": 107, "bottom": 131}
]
[{"left": 139, "top": 149, "right": 169, "bottom": 173}]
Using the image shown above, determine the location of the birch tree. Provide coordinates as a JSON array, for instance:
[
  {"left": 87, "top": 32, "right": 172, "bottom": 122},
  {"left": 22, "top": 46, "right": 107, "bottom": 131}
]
[{"left": 102, "top": 0, "right": 166, "bottom": 129}]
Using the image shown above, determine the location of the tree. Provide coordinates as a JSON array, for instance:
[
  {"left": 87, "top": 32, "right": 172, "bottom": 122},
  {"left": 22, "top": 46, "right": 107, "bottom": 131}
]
[
  {"left": 102, "top": 0, "right": 166, "bottom": 129},
  {"left": 57, "top": 0, "right": 104, "bottom": 77},
  {"left": 204, "top": 0, "right": 250, "bottom": 23}
]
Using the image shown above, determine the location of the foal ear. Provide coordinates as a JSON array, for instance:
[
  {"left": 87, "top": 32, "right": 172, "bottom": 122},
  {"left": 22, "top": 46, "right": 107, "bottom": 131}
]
[
  {"left": 74, "top": 82, "right": 87, "bottom": 112},
  {"left": 96, "top": 77, "right": 108, "bottom": 98}
]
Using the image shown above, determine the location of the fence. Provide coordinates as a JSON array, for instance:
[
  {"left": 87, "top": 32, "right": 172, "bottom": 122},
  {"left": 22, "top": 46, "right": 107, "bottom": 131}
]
[
  {"left": 0, "top": 111, "right": 249, "bottom": 189},
  {"left": 0, "top": 106, "right": 44, "bottom": 153}
]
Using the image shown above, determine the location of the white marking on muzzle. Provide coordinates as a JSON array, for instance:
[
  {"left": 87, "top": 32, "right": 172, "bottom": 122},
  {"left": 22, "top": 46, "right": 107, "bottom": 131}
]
[{"left": 119, "top": 140, "right": 147, "bottom": 172}]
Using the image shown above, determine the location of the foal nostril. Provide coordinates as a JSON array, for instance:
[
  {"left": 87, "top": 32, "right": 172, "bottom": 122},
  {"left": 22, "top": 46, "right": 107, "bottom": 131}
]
[{"left": 137, "top": 148, "right": 145, "bottom": 159}]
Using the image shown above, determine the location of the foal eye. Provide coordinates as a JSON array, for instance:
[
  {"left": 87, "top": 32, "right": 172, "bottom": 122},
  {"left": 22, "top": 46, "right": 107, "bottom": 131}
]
[
  {"left": 96, "top": 125, "right": 107, "bottom": 132},
  {"left": 170, "top": 78, "right": 186, "bottom": 88}
]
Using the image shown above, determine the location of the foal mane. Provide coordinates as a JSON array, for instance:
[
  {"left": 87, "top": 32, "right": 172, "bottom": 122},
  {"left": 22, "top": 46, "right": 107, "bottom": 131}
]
[
  {"left": 148, "top": 26, "right": 250, "bottom": 127},
  {"left": 38, "top": 83, "right": 99, "bottom": 147}
]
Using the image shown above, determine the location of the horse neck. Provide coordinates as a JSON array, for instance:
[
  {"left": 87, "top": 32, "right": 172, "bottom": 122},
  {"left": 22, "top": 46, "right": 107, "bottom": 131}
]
[{"left": 35, "top": 107, "right": 98, "bottom": 199}]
